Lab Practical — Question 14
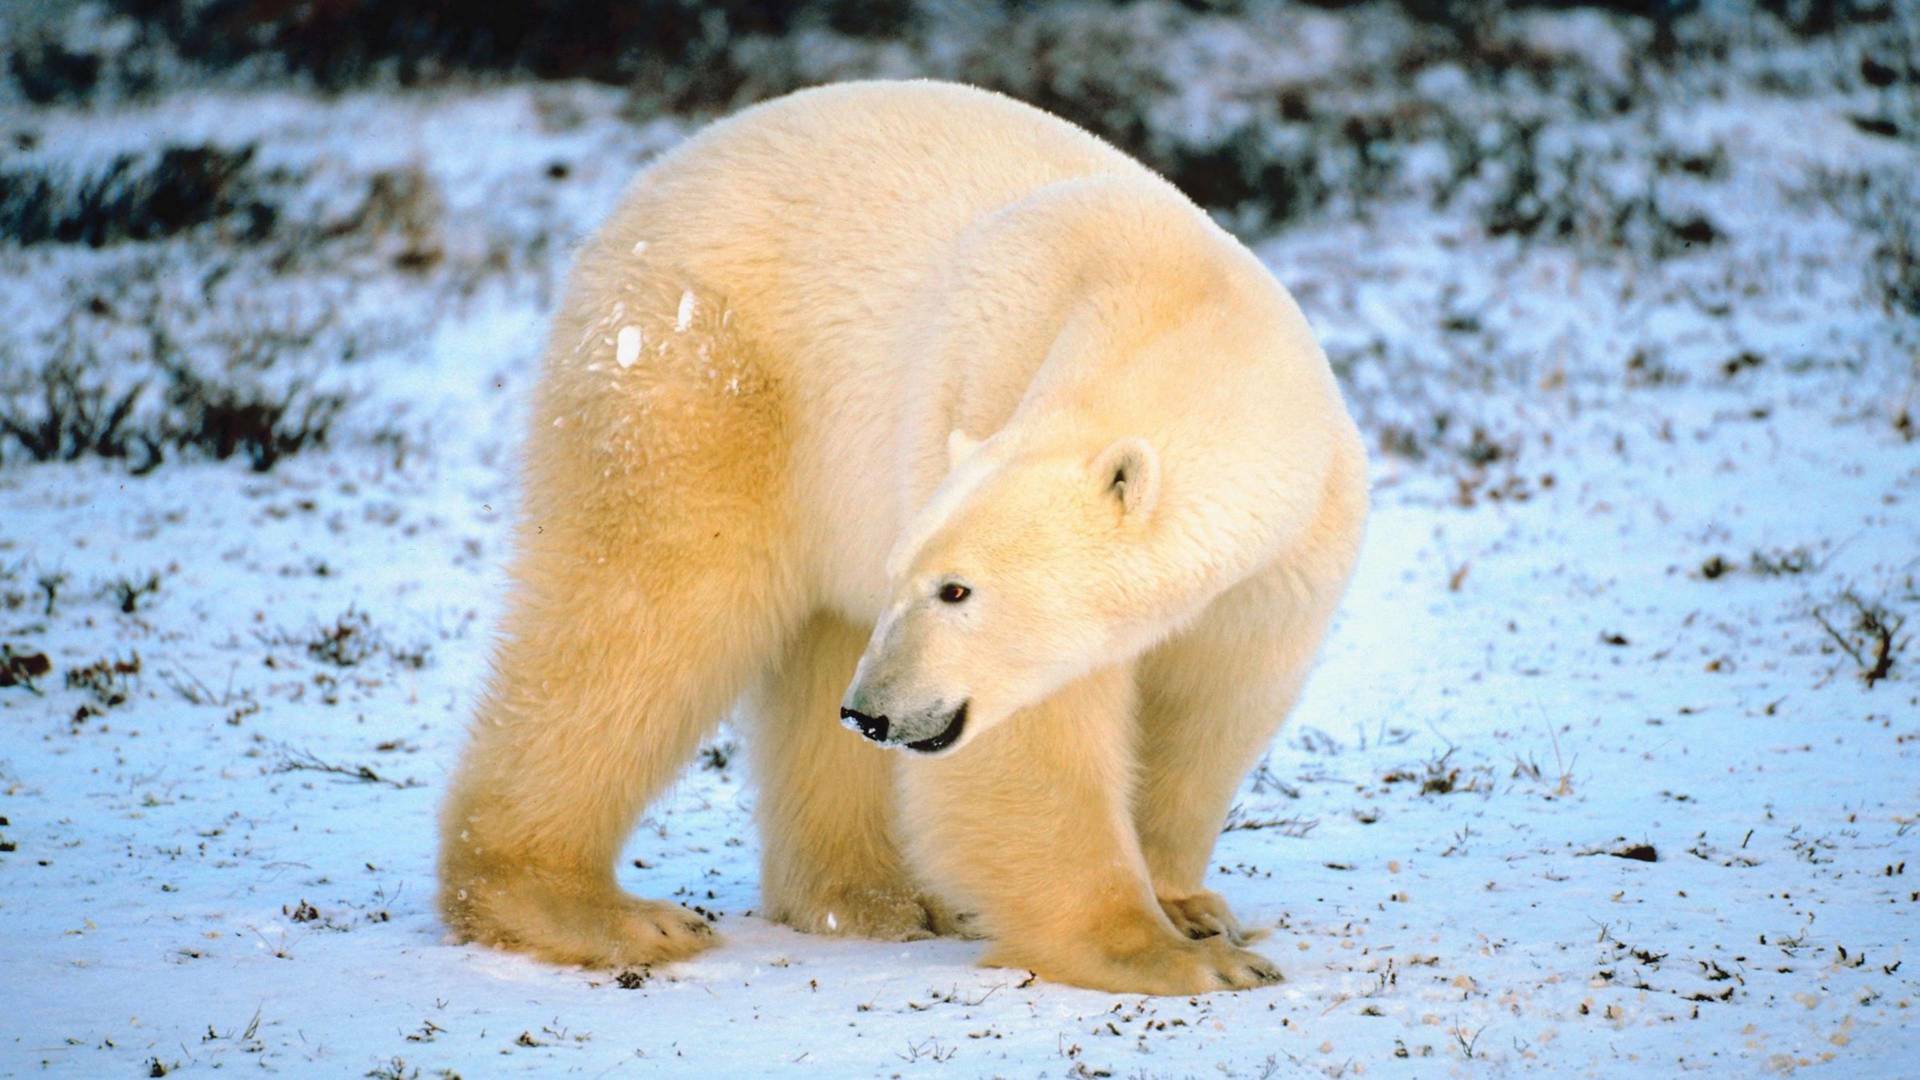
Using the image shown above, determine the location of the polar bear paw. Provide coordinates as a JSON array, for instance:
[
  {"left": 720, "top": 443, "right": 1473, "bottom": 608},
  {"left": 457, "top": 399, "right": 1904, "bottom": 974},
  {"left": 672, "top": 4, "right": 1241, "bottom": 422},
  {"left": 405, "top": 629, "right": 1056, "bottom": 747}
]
[
  {"left": 1098, "top": 936, "right": 1283, "bottom": 994},
  {"left": 992, "top": 930, "right": 1283, "bottom": 995},
  {"left": 775, "top": 885, "right": 975, "bottom": 941},
  {"left": 1157, "top": 888, "right": 1259, "bottom": 946},
  {"left": 446, "top": 874, "right": 718, "bottom": 969}
]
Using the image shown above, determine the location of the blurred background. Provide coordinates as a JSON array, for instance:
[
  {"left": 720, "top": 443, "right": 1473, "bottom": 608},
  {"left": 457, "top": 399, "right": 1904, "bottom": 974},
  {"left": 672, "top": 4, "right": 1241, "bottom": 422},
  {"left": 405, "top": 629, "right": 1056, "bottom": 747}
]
[{"left": 0, "top": 0, "right": 1913, "bottom": 470}]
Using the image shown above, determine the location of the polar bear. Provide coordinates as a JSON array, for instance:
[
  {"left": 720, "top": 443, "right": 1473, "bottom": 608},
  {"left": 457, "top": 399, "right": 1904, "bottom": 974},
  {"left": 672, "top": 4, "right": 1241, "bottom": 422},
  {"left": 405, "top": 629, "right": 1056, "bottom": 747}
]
[{"left": 440, "top": 80, "right": 1367, "bottom": 995}]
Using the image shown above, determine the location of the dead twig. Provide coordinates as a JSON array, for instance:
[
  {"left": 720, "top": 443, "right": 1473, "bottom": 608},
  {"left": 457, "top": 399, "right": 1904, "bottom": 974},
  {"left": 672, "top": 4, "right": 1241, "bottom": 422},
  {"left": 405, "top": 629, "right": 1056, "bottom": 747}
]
[
  {"left": 1814, "top": 592, "right": 1908, "bottom": 687},
  {"left": 1222, "top": 805, "right": 1319, "bottom": 837},
  {"left": 274, "top": 744, "right": 421, "bottom": 789}
]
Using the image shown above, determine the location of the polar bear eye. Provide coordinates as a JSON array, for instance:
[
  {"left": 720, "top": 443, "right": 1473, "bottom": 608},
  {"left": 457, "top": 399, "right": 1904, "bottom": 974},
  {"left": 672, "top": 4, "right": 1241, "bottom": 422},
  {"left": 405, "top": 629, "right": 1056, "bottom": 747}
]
[{"left": 937, "top": 582, "right": 971, "bottom": 604}]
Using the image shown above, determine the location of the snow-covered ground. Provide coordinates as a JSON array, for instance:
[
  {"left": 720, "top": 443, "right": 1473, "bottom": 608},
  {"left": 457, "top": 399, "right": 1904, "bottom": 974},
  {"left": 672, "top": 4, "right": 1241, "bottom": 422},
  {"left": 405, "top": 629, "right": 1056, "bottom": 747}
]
[{"left": 3, "top": 5, "right": 1916, "bottom": 1076}]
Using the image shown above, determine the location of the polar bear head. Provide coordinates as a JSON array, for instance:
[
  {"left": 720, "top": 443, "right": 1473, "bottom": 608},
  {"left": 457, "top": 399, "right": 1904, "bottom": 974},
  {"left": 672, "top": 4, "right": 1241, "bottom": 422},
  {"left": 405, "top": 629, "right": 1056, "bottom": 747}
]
[{"left": 840, "top": 429, "right": 1170, "bottom": 755}]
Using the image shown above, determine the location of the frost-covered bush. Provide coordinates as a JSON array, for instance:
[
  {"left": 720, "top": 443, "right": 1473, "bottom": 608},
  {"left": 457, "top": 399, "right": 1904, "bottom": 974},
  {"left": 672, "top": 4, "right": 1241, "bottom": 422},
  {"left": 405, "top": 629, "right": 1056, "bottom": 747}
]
[{"left": 0, "top": 326, "right": 351, "bottom": 473}]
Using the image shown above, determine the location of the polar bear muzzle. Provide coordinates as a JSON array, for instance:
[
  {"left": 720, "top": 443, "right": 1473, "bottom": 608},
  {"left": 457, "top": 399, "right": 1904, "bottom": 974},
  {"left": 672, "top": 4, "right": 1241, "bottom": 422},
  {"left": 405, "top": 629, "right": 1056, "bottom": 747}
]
[{"left": 839, "top": 700, "right": 968, "bottom": 755}]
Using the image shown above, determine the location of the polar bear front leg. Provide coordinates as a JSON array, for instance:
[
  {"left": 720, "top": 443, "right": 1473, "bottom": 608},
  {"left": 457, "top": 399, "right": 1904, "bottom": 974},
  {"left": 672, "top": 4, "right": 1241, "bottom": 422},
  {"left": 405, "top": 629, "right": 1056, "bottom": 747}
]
[
  {"left": 897, "top": 666, "right": 1283, "bottom": 994},
  {"left": 1134, "top": 565, "right": 1347, "bottom": 944},
  {"left": 749, "top": 613, "right": 948, "bottom": 940}
]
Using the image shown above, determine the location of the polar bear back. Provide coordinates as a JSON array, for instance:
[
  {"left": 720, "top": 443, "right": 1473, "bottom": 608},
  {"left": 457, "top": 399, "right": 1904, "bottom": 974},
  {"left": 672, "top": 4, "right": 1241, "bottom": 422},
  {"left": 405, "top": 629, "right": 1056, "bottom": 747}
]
[
  {"left": 546, "top": 83, "right": 1184, "bottom": 613},
  {"left": 539, "top": 81, "right": 1332, "bottom": 625},
  {"left": 586, "top": 81, "right": 1155, "bottom": 383}
]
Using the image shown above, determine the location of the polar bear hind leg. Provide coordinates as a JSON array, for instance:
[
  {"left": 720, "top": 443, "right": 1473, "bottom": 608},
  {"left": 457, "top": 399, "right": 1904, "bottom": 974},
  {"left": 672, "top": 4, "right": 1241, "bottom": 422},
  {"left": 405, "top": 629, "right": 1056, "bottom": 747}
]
[{"left": 439, "top": 282, "right": 801, "bottom": 968}]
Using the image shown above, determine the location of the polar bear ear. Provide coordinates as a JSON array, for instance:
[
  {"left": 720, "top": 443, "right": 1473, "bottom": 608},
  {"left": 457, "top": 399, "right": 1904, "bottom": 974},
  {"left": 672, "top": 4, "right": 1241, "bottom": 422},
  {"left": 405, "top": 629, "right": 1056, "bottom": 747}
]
[
  {"left": 1093, "top": 437, "right": 1160, "bottom": 520},
  {"left": 946, "top": 430, "right": 982, "bottom": 472}
]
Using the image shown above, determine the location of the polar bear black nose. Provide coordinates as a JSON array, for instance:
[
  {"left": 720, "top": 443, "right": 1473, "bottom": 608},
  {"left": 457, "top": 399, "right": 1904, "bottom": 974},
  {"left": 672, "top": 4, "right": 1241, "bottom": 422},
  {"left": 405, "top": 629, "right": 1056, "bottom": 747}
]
[{"left": 841, "top": 707, "right": 889, "bottom": 743}]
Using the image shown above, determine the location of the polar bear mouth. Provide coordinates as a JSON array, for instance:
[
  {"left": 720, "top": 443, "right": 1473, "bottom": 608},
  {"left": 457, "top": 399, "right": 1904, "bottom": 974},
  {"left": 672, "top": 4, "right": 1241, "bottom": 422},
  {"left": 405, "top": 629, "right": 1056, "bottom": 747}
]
[
  {"left": 903, "top": 702, "right": 967, "bottom": 754},
  {"left": 840, "top": 700, "right": 968, "bottom": 754}
]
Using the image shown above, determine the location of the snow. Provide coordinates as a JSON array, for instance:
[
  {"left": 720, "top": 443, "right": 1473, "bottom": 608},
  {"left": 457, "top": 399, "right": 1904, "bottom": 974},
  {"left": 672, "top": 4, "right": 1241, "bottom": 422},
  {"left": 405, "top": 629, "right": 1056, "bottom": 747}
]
[
  {"left": 617, "top": 325, "right": 643, "bottom": 369},
  {"left": 2, "top": 6, "right": 1917, "bottom": 1077},
  {"left": 8, "top": 368, "right": 1913, "bottom": 1075}
]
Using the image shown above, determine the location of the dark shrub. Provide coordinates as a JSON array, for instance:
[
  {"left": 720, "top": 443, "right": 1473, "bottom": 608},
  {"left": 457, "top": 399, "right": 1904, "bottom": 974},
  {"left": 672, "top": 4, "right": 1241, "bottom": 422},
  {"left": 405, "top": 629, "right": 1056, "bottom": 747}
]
[
  {"left": 108, "top": 0, "right": 915, "bottom": 89},
  {"left": 7, "top": 38, "right": 103, "bottom": 104},
  {"left": 0, "top": 359, "right": 156, "bottom": 468},
  {"left": 0, "top": 145, "right": 276, "bottom": 248}
]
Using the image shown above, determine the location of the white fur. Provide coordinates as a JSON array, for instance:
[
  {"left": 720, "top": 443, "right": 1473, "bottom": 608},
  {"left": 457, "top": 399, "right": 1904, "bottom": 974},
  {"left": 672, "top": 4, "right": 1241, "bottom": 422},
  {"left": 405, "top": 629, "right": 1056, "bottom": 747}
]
[{"left": 439, "top": 81, "right": 1368, "bottom": 995}]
